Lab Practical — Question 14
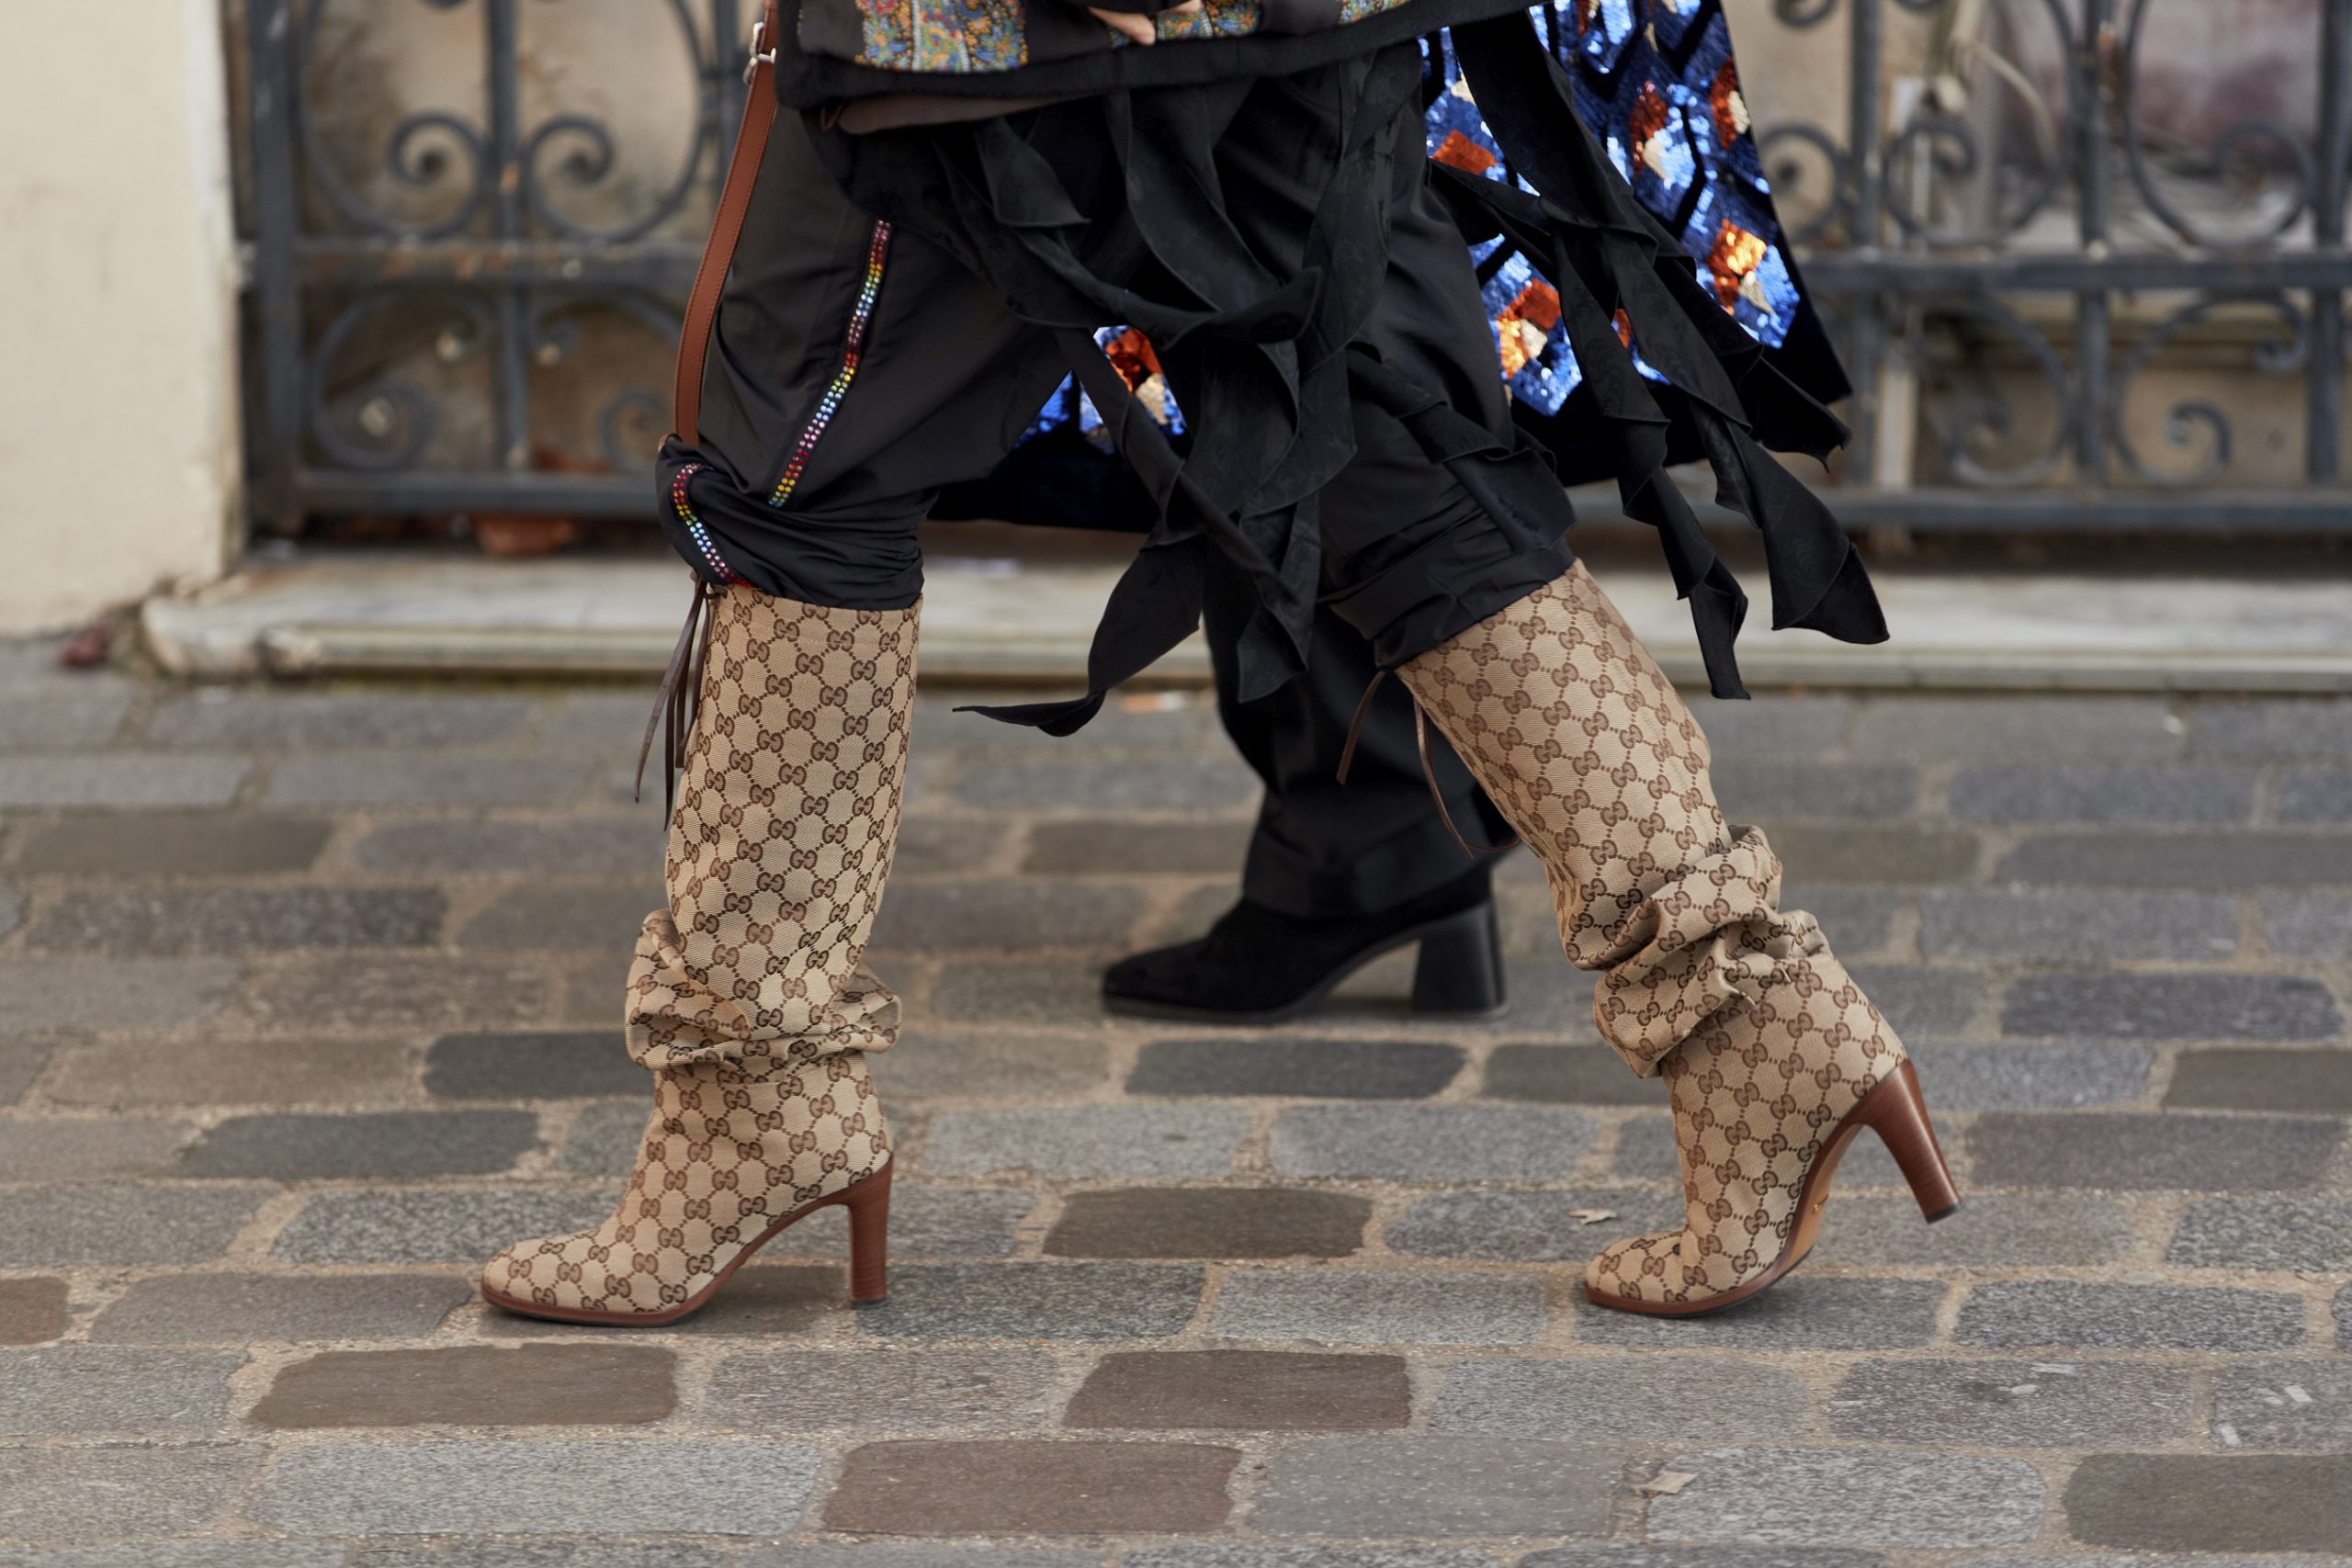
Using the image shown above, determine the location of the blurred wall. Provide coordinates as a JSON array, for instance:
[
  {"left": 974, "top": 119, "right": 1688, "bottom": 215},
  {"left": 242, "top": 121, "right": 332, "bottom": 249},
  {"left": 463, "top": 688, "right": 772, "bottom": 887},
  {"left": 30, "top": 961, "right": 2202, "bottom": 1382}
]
[{"left": 0, "top": 0, "right": 241, "bottom": 634}]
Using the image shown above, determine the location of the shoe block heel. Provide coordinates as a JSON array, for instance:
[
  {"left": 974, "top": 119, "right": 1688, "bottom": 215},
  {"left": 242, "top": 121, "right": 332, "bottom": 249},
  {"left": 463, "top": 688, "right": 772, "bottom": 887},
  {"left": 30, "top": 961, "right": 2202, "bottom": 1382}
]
[
  {"left": 1853, "top": 1060, "right": 1962, "bottom": 1223},
  {"left": 1409, "top": 901, "right": 1509, "bottom": 1018},
  {"left": 832, "top": 1158, "right": 893, "bottom": 1305}
]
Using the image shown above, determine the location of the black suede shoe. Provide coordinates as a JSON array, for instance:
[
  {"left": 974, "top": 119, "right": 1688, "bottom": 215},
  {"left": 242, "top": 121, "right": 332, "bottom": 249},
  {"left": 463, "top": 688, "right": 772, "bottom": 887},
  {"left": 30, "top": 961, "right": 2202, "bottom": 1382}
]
[{"left": 1102, "top": 871, "right": 1507, "bottom": 1024}]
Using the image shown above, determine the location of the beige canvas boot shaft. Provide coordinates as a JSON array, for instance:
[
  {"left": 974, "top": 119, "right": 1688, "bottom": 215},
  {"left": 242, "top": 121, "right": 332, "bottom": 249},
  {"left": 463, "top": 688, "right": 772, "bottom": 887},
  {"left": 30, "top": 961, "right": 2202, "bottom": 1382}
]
[{"left": 1396, "top": 564, "right": 1954, "bottom": 1313}]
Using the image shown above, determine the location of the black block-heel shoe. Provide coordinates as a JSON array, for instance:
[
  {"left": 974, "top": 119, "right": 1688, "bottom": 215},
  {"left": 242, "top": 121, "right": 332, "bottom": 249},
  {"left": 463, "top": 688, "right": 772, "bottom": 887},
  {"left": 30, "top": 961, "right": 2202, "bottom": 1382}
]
[{"left": 1102, "top": 872, "right": 1507, "bottom": 1024}]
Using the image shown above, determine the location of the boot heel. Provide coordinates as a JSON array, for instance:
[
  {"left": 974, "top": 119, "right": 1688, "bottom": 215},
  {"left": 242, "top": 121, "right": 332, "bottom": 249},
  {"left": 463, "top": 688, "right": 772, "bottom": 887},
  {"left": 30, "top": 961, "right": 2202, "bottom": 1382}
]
[
  {"left": 1855, "top": 1061, "right": 1962, "bottom": 1223},
  {"left": 1410, "top": 901, "right": 1508, "bottom": 1018},
  {"left": 835, "top": 1159, "right": 893, "bottom": 1305}
]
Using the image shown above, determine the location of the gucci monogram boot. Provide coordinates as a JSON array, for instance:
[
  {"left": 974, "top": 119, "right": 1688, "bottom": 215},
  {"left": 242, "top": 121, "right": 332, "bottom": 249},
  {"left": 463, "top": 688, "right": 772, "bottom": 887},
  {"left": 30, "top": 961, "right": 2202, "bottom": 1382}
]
[
  {"left": 1396, "top": 564, "right": 1958, "bottom": 1314},
  {"left": 483, "top": 587, "right": 915, "bottom": 1325}
]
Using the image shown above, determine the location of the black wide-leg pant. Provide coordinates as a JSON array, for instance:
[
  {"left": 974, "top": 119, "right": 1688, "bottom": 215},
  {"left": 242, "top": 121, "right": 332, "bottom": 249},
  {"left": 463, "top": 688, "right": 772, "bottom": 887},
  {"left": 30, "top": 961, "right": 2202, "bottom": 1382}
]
[{"left": 661, "top": 64, "right": 1573, "bottom": 766}]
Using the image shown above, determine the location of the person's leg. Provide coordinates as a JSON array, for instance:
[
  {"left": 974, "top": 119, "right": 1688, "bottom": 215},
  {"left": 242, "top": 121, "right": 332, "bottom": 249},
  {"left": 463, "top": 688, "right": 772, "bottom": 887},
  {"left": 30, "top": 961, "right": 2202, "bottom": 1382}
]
[
  {"left": 1301, "top": 111, "right": 1957, "bottom": 1317},
  {"left": 484, "top": 107, "right": 1072, "bottom": 1325}
]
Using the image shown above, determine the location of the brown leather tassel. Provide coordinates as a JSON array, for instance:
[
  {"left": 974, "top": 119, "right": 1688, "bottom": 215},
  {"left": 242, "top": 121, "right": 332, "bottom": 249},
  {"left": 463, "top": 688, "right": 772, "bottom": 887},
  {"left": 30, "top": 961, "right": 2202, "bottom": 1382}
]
[
  {"left": 1336, "top": 669, "right": 1520, "bottom": 861},
  {"left": 638, "top": 581, "right": 719, "bottom": 820}
]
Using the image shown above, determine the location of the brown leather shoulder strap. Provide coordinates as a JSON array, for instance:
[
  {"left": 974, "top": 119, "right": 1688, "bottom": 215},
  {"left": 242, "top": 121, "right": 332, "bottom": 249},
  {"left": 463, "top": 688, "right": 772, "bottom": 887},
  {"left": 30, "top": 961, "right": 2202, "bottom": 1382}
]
[{"left": 674, "top": 0, "right": 784, "bottom": 444}]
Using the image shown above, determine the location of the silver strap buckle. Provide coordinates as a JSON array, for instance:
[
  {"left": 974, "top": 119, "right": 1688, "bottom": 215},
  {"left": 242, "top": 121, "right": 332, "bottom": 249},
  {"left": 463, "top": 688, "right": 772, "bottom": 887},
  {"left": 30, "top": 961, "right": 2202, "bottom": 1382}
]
[{"left": 744, "top": 19, "right": 775, "bottom": 85}]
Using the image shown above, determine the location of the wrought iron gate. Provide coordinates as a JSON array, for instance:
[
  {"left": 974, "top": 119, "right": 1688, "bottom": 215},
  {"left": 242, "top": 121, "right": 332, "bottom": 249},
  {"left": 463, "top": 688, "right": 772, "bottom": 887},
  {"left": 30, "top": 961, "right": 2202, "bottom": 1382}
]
[{"left": 239, "top": 0, "right": 2352, "bottom": 536}]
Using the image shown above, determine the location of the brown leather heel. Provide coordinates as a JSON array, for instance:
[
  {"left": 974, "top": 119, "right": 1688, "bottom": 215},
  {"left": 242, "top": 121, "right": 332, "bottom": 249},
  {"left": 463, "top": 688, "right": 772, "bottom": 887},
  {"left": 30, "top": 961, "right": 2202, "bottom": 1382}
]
[
  {"left": 840, "top": 1155, "right": 892, "bottom": 1304},
  {"left": 1583, "top": 1060, "right": 1960, "bottom": 1317}
]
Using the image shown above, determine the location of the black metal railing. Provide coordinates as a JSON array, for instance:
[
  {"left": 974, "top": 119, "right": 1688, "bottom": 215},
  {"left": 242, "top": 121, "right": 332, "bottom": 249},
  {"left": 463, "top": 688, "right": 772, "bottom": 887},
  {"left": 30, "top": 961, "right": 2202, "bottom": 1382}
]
[{"left": 239, "top": 0, "right": 2352, "bottom": 536}]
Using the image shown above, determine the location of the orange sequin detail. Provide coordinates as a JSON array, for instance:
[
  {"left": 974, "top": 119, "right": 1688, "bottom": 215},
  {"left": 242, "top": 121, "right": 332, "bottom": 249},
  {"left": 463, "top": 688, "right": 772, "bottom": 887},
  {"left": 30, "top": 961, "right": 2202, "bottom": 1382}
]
[
  {"left": 1706, "top": 220, "right": 1769, "bottom": 310},
  {"left": 1434, "top": 130, "right": 1498, "bottom": 175}
]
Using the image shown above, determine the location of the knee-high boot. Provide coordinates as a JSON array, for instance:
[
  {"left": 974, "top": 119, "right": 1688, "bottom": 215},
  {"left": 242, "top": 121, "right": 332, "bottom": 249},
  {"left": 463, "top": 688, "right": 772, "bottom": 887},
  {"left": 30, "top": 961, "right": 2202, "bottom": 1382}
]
[
  {"left": 482, "top": 587, "right": 915, "bottom": 1325},
  {"left": 1396, "top": 564, "right": 1959, "bottom": 1314}
]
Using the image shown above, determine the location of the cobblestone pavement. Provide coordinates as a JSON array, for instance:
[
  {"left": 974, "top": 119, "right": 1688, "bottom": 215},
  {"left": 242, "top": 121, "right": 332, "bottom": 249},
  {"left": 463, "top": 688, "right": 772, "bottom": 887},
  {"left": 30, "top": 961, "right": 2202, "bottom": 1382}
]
[{"left": 4, "top": 633, "right": 2352, "bottom": 1563}]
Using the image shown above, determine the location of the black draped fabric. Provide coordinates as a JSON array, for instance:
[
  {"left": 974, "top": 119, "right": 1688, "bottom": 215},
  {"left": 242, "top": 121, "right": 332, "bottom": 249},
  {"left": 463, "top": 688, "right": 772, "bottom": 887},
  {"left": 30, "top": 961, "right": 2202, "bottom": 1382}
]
[{"left": 786, "top": 10, "right": 1882, "bottom": 731}]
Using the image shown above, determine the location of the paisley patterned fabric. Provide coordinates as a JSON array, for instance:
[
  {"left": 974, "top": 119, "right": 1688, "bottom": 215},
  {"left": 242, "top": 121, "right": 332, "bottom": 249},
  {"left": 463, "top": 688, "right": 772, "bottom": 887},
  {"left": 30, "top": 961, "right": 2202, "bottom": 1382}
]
[{"left": 1020, "top": 0, "right": 1814, "bottom": 447}]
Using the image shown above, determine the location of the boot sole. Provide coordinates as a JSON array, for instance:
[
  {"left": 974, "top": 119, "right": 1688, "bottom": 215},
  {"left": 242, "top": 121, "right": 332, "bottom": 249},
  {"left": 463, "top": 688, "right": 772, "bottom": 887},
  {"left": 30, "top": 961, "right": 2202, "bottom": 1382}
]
[
  {"left": 1582, "top": 1061, "right": 1961, "bottom": 1318},
  {"left": 1101, "top": 905, "right": 1510, "bottom": 1026},
  {"left": 482, "top": 1157, "right": 894, "bottom": 1326}
]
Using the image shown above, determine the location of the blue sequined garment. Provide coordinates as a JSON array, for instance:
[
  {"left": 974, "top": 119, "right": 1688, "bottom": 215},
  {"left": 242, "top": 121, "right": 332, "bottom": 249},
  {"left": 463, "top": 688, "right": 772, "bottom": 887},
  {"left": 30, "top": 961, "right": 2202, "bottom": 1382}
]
[{"left": 1017, "top": 0, "right": 1820, "bottom": 448}]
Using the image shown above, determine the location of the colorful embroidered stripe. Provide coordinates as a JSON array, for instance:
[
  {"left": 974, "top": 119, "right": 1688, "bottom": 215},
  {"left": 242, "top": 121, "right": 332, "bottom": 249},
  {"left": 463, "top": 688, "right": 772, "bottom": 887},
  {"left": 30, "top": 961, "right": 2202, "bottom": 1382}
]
[
  {"left": 670, "top": 464, "right": 738, "bottom": 583},
  {"left": 771, "top": 220, "right": 893, "bottom": 508}
]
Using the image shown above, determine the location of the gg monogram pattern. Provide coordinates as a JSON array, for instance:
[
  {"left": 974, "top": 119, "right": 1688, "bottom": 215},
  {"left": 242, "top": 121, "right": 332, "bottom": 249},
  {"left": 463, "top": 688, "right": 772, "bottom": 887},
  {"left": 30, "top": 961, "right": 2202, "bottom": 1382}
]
[
  {"left": 483, "top": 589, "right": 913, "bottom": 1320},
  {"left": 485, "top": 1048, "right": 888, "bottom": 1316},
  {"left": 1398, "top": 563, "right": 1910, "bottom": 1309}
]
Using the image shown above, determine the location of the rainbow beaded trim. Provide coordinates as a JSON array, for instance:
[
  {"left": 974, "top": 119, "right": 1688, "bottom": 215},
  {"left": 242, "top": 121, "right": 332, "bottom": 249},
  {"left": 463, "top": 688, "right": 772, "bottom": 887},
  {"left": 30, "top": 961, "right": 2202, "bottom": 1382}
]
[
  {"left": 771, "top": 220, "right": 894, "bottom": 509},
  {"left": 670, "top": 464, "right": 738, "bottom": 583}
]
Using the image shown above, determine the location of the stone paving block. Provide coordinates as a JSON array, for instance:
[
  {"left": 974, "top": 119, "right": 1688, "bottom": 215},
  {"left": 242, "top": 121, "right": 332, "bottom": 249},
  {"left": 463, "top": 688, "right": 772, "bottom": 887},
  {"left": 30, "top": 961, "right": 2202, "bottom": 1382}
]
[
  {"left": 0, "top": 1040, "right": 49, "bottom": 1108},
  {"left": 250, "top": 1440, "right": 822, "bottom": 1535},
  {"left": 232, "top": 955, "right": 564, "bottom": 1032},
  {"left": 926, "top": 960, "right": 1101, "bottom": 1024},
  {"left": 271, "top": 1188, "right": 612, "bottom": 1265},
  {"left": 28, "top": 886, "right": 447, "bottom": 956},
  {"left": 1210, "top": 1269, "right": 1548, "bottom": 1346},
  {"left": 0, "top": 1116, "right": 191, "bottom": 1179},
  {"left": 1574, "top": 1277, "right": 1946, "bottom": 1350},
  {"left": 2279, "top": 767, "right": 2352, "bottom": 824},
  {"left": 854, "top": 1262, "right": 1204, "bottom": 1341},
  {"left": 1692, "top": 696, "right": 1850, "bottom": 756},
  {"left": 2063, "top": 1453, "right": 2352, "bottom": 1552},
  {"left": 1849, "top": 696, "right": 2181, "bottom": 760},
  {"left": 0, "top": 956, "right": 240, "bottom": 1032},
  {"left": 889, "top": 816, "right": 1013, "bottom": 878},
  {"left": 1994, "top": 829, "right": 2352, "bottom": 889},
  {"left": 0, "top": 1444, "right": 262, "bottom": 1540},
  {"left": 1646, "top": 1448, "right": 2042, "bottom": 1548},
  {"left": 825, "top": 1439, "right": 1238, "bottom": 1534},
  {"left": 1128, "top": 1037, "right": 1464, "bottom": 1099},
  {"left": 1845, "top": 965, "right": 1988, "bottom": 1038},
  {"left": 0, "top": 1346, "right": 242, "bottom": 1437},
  {"left": 45, "top": 1033, "right": 419, "bottom": 1109},
  {"left": 1125, "top": 1550, "right": 1499, "bottom": 1568},
  {"left": 2211, "top": 1359, "right": 2352, "bottom": 1450},
  {"left": 2164, "top": 1045, "right": 2352, "bottom": 1112},
  {"left": 0, "top": 1280, "right": 69, "bottom": 1347},
  {"left": 752, "top": 1547, "right": 1099, "bottom": 1568},
  {"left": 1948, "top": 765, "right": 2256, "bottom": 825},
  {"left": 872, "top": 1030, "right": 1110, "bottom": 1101},
  {"left": 0, "top": 754, "right": 248, "bottom": 809},
  {"left": 1908, "top": 1041, "right": 2152, "bottom": 1110},
  {"left": 0, "top": 886, "right": 17, "bottom": 941},
  {"left": 350, "top": 815, "right": 661, "bottom": 876},
  {"left": 1967, "top": 1111, "right": 2342, "bottom": 1190},
  {"left": 1383, "top": 1190, "right": 1683, "bottom": 1261},
  {"left": 2188, "top": 697, "right": 2352, "bottom": 759},
  {"left": 1045, "top": 1188, "right": 1370, "bottom": 1258},
  {"left": 1434, "top": 1358, "right": 1814, "bottom": 1444},
  {"left": 702, "top": 1348, "right": 1064, "bottom": 1432},
  {"left": 0, "top": 1546, "right": 349, "bottom": 1568},
  {"left": 424, "top": 1030, "right": 640, "bottom": 1100},
  {"left": 867, "top": 880, "right": 1148, "bottom": 953},
  {"left": 0, "top": 1183, "right": 270, "bottom": 1267},
  {"left": 1248, "top": 1436, "right": 1616, "bottom": 1539},
  {"left": 1521, "top": 1553, "right": 1884, "bottom": 1568},
  {"left": 91, "top": 1273, "right": 471, "bottom": 1344},
  {"left": 1482, "top": 1044, "right": 1668, "bottom": 1106},
  {"left": 1066, "top": 1349, "right": 1409, "bottom": 1430},
  {"left": 2169, "top": 1195, "right": 2352, "bottom": 1271},
  {"left": 266, "top": 752, "right": 596, "bottom": 807},
  {"left": 455, "top": 883, "right": 659, "bottom": 952},
  {"left": 1827, "top": 1359, "right": 2201, "bottom": 1447},
  {"left": 2261, "top": 893, "right": 2352, "bottom": 959},
  {"left": 2002, "top": 974, "right": 2343, "bottom": 1041},
  {"left": 1269, "top": 1104, "right": 1594, "bottom": 1181},
  {"left": 0, "top": 687, "right": 136, "bottom": 749},
  {"left": 951, "top": 758, "right": 1259, "bottom": 813},
  {"left": 251, "top": 1343, "right": 675, "bottom": 1428},
  {"left": 1956, "top": 1280, "right": 2307, "bottom": 1351},
  {"left": 1023, "top": 819, "right": 1254, "bottom": 875},
  {"left": 13, "top": 811, "right": 335, "bottom": 875},
  {"left": 1758, "top": 825, "right": 1981, "bottom": 885},
  {"left": 1711, "top": 763, "right": 1916, "bottom": 821},
  {"left": 176, "top": 1109, "right": 540, "bottom": 1179},
  {"left": 1825, "top": 1192, "right": 2139, "bottom": 1268},
  {"left": 487, "top": 1265, "right": 842, "bottom": 1340},
  {"left": 147, "top": 691, "right": 537, "bottom": 750},
  {"left": 1919, "top": 889, "right": 2238, "bottom": 962},
  {"left": 920, "top": 1105, "right": 1250, "bottom": 1179}
]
